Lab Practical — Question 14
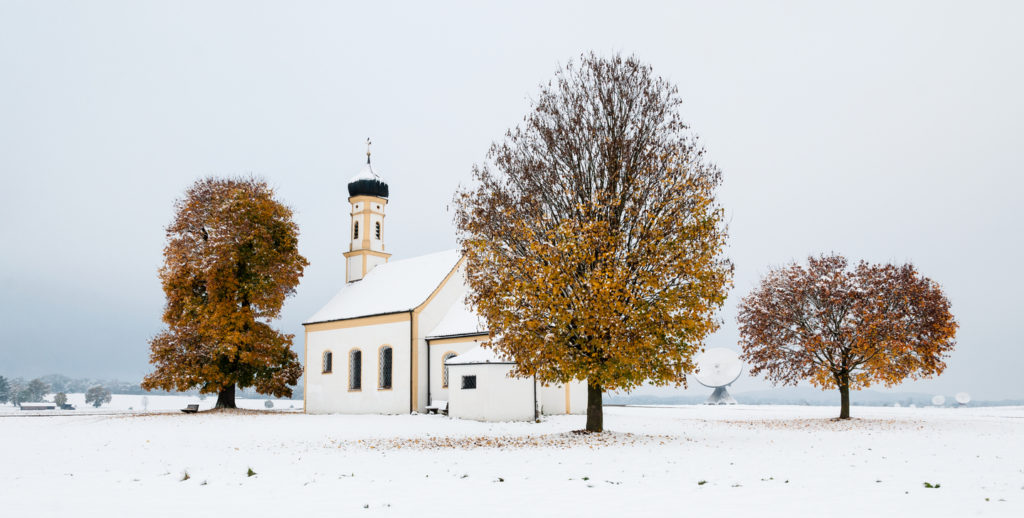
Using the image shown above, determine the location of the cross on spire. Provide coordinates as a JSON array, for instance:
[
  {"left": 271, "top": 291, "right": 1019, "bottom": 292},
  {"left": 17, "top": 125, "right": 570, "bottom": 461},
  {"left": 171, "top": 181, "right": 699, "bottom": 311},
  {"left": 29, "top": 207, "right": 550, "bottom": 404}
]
[{"left": 366, "top": 137, "right": 372, "bottom": 165}]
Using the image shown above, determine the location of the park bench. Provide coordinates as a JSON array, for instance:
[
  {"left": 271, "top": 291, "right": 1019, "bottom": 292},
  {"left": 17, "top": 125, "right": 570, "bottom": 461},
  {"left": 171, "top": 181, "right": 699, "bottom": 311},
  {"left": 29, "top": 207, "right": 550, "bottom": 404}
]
[
  {"left": 425, "top": 399, "right": 448, "bottom": 415},
  {"left": 181, "top": 404, "right": 199, "bottom": 414}
]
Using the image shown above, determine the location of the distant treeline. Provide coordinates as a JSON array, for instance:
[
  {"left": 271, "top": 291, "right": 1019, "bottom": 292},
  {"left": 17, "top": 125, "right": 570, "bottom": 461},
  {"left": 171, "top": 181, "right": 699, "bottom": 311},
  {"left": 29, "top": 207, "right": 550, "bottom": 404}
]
[
  {"left": 605, "top": 392, "right": 1023, "bottom": 407},
  {"left": 1, "top": 373, "right": 304, "bottom": 400}
]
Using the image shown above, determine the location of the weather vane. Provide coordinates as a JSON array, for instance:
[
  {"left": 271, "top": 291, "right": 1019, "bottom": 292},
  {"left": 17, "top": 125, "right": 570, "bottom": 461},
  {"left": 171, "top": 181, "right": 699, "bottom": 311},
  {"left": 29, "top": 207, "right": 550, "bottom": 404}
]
[{"left": 366, "top": 137, "right": 372, "bottom": 164}]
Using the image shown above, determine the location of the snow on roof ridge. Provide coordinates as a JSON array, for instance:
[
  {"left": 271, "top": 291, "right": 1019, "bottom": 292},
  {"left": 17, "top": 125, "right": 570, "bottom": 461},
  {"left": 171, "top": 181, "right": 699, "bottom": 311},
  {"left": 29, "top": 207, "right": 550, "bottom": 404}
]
[
  {"left": 445, "top": 345, "right": 513, "bottom": 365},
  {"left": 304, "top": 249, "right": 460, "bottom": 324}
]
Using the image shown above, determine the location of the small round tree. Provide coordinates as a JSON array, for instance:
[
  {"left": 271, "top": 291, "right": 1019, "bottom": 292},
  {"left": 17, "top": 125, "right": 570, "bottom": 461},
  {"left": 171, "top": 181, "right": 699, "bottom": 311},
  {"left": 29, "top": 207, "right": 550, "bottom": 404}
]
[
  {"left": 53, "top": 392, "right": 68, "bottom": 407},
  {"left": 85, "top": 386, "right": 112, "bottom": 408},
  {"left": 737, "top": 254, "right": 958, "bottom": 419}
]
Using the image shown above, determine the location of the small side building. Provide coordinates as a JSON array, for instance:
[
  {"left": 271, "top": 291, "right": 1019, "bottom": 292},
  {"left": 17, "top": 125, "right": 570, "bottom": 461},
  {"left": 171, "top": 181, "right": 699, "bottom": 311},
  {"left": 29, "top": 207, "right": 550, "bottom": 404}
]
[
  {"left": 445, "top": 346, "right": 588, "bottom": 422},
  {"left": 446, "top": 347, "right": 536, "bottom": 422}
]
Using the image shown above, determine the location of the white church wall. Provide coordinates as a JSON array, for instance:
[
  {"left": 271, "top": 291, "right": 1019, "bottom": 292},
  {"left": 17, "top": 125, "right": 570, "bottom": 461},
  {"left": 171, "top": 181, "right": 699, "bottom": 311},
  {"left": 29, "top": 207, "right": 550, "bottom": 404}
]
[
  {"left": 568, "top": 379, "right": 587, "bottom": 415},
  {"left": 306, "top": 318, "right": 412, "bottom": 414},
  {"left": 427, "top": 336, "right": 486, "bottom": 405},
  {"left": 537, "top": 380, "right": 588, "bottom": 415},
  {"left": 346, "top": 256, "right": 361, "bottom": 283},
  {"left": 447, "top": 363, "right": 535, "bottom": 422},
  {"left": 412, "top": 265, "right": 468, "bottom": 412}
]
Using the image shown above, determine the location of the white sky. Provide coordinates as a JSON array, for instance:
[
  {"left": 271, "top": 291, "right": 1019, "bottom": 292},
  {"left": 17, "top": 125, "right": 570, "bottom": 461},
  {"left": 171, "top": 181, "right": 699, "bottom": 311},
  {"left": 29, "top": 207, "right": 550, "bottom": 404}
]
[{"left": 1, "top": 1, "right": 1021, "bottom": 399}]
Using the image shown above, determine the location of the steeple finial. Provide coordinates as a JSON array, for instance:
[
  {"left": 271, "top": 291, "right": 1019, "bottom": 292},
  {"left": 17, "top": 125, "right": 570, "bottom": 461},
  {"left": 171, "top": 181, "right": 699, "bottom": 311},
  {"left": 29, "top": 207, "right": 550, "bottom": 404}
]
[{"left": 366, "top": 137, "right": 372, "bottom": 165}]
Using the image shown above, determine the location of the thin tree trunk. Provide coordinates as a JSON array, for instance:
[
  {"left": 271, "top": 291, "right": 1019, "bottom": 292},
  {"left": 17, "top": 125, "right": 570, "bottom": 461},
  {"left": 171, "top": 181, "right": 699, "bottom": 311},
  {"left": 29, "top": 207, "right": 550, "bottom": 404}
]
[
  {"left": 838, "top": 374, "right": 851, "bottom": 419},
  {"left": 585, "top": 383, "right": 603, "bottom": 432},
  {"left": 215, "top": 384, "right": 236, "bottom": 409}
]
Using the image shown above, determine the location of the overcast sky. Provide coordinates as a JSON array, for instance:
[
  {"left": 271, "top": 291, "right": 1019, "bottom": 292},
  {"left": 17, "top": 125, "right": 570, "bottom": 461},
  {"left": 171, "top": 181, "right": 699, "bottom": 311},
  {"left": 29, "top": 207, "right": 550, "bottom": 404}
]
[{"left": 1, "top": 1, "right": 1021, "bottom": 400}]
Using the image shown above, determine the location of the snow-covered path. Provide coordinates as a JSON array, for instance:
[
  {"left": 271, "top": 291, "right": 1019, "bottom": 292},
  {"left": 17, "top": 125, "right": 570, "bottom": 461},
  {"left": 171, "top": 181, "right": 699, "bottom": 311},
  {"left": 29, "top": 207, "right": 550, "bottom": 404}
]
[{"left": 2, "top": 405, "right": 1021, "bottom": 517}]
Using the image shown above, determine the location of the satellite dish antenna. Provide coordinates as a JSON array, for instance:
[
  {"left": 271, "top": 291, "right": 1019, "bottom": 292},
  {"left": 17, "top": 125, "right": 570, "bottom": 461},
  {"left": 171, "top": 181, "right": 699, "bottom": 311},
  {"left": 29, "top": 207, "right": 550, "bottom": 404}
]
[
  {"left": 931, "top": 395, "right": 946, "bottom": 406},
  {"left": 955, "top": 392, "right": 971, "bottom": 406},
  {"left": 694, "top": 348, "right": 743, "bottom": 405}
]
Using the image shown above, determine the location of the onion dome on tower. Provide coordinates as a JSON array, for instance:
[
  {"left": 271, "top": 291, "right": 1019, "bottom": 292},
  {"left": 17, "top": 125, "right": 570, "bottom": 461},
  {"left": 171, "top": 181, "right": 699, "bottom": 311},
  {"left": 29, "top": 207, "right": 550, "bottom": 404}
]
[{"left": 348, "top": 138, "right": 389, "bottom": 198}]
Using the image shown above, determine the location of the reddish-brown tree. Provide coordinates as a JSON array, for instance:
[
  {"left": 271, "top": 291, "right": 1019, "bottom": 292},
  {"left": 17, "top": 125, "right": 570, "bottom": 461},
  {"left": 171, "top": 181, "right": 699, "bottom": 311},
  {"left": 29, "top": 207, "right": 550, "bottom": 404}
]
[
  {"left": 142, "top": 177, "right": 308, "bottom": 408},
  {"left": 737, "top": 254, "right": 958, "bottom": 419},
  {"left": 455, "top": 53, "right": 733, "bottom": 432}
]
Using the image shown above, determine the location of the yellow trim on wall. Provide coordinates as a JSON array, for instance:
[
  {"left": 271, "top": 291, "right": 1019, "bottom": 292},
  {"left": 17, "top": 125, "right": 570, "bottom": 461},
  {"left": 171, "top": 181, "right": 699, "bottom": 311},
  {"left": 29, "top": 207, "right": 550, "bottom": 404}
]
[
  {"left": 408, "top": 256, "right": 466, "bottom": 412},
  {"left": 410, "top": 312, "right": 418, "bottom": 410},
  {"left": 565, "top": 384, "right": 571, "bottom": 414},
  {"left": 343, "top": 249, "right": 391, "bottom": 259},
  {"left": 362, "top": 211, "right": 371, "bottom": 250},
  {"left": 348, "top": 195, "right": 388, "bottom": 206},
  {"left": 304, "top": 312, "right": 408, "bottom": 332}
]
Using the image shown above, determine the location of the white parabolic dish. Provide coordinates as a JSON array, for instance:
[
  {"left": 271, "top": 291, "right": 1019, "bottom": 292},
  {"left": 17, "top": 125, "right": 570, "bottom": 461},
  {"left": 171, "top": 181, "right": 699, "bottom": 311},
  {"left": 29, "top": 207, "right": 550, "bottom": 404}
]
[
  {"left": 955, "top": 392, "right": 971, "bottom": 405},
  {"left": 694, "top": 348, "right": 743, "bottom": 388}
]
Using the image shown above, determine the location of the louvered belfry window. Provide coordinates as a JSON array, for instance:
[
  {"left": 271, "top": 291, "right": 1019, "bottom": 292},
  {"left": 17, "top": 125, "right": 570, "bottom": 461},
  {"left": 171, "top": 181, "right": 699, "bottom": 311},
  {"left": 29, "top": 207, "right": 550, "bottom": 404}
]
[
  {"left": 353, "top": 221, "right": 359, "bottom": 240},
  {"left": 375, "top": 221, "right": 381, "bottom": 240},
  {"left": 379, "top": 346, "right": 393, "bottom": 389},
  {"left": 349, "top": 350, "right": 362, "bottom": 390}
]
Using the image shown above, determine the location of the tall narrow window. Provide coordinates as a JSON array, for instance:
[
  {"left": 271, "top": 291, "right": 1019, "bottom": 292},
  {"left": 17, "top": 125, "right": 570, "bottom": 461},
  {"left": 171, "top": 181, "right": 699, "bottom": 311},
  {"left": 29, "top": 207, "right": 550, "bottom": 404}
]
[
  {"left": 322, "top": 351, "right": 333, "bottom": 374},
  {"left": 349, "top": 349, "right": 362, "bottom": 390},
  {"left": 353, "top": 221, "right": 359, "bottom": 240},
  {"left": 375, "top": 221, "right": 381, "bottom": 240},
  {"left": 441, "top": 352, "right": 457, "bottom": 388},
  {"left": 378, "top": 346, "right": 393, "bottom": 389}
]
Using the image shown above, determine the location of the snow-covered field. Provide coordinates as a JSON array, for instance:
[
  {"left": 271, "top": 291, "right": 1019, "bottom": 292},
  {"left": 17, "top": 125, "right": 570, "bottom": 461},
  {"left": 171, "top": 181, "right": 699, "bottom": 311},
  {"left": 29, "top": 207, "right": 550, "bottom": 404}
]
[{"left": 2, "top": 402, "right": 1021, "bottom": 517}]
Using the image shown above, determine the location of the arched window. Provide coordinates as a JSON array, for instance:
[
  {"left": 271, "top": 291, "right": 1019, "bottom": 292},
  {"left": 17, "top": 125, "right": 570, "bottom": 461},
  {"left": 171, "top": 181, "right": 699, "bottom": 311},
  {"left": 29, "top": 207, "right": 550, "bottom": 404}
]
[
  {"left": 378, "top": 346, "right": 393, "bottom": 389},
  {"left": 349, "top": 349, "right": 362, "bottom": 390},
  {"left": 441, "top": 352, "right": 457, "bottom": 388},
  {"left": 375, "top": 221, "right": 381, "bottom": 240},
  {"left": 353, "top": 221, "right": 359, "bottom": 240},
  {"left": 322, "top": 351, "right": 333, "bottom": 374}
]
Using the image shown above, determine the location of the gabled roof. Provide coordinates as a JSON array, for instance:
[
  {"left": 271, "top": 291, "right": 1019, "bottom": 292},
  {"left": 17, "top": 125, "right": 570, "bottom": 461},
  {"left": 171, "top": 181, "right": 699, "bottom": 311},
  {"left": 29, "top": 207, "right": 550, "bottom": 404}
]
[
  {"left": 426, "top": 299, "right": 487, "bottom": 339},
  {"left": 304, "top": 249, "right": 461, "bottom": 325}
]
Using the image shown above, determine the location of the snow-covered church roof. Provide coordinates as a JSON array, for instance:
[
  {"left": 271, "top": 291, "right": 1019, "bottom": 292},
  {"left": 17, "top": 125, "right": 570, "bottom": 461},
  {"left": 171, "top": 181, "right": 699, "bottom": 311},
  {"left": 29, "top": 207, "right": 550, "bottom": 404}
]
[
  {"left": 305, "top": 249, "right": 461, "bottom": 324},
  {"left": 445, "top": 345, "right": 513, "bottom": 365},
  {"left": 427, "top": 299, "right": 488, "bottom": 339}
]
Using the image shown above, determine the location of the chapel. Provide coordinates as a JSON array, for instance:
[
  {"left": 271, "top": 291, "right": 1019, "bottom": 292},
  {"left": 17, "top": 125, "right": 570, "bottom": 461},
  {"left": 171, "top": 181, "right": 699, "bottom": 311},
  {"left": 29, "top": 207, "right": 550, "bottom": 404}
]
[{"left": 303, "top": 147, "right": 586, "bottom": 421}]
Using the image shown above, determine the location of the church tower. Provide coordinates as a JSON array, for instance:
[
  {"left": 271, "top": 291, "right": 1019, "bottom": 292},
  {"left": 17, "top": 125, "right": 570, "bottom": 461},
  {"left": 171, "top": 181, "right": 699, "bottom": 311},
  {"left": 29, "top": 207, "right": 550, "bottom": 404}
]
[{"left": 344, "top": 139, "right": 391, "bottom": 282}]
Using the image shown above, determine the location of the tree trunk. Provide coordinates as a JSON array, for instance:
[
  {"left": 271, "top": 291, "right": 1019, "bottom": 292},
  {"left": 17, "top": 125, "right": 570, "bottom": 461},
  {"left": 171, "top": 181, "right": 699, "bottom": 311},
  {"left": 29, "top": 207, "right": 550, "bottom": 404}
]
[
  {"left": 215, "top": 384, "right": 236, "bottom": 409},
  {"left": 585, "top": 383, "right": 603, "bottom": 432},
  {"left": 838, "top": 375, "right": 851, "bottom": 420}
]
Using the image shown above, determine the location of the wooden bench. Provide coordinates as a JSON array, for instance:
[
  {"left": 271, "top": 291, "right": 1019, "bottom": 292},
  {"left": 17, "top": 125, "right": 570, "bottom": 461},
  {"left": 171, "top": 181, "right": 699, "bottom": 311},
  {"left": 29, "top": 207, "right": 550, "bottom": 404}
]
[
  {"left": 181, "top": 404, "right": 199, "bottom": 414},
  {"left": 425, "top": 400, "right": 448, "bottom": 415}
]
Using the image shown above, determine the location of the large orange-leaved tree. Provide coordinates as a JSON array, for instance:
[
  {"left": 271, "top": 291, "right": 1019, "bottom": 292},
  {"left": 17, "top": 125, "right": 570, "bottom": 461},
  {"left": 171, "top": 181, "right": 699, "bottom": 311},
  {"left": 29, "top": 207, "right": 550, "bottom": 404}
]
[
  {"left": 737, "top": 254, "right": 958, "bottom": 419},
  {"left": 455, "top": 53, "right": 733, "bottom": 432},
  {"left": 142, "top": 177, "right": 308, "bottom": 408}
]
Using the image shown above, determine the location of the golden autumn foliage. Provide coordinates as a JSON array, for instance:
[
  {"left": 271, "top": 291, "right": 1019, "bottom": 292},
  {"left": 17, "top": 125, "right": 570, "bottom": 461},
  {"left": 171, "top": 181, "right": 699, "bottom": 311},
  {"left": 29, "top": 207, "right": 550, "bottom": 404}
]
[
  {"left": 737, "top": 254, "right": 958, "bottom": 419},
  {"left": 142, "top": 177, "right": 308, "bottom": 407},
  {"left": 455, "top": 54, "right": 733, "bottom": 431}
]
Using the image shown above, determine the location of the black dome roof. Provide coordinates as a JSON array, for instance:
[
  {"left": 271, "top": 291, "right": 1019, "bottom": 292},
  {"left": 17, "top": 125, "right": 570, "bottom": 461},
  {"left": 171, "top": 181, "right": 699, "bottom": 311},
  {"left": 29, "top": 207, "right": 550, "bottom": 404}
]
[
  {"left": 348, "top": 177, "right": 389, "bottom": 198},
  {"left": 347, "top": 160, "right": 389, "bottom": 198}
]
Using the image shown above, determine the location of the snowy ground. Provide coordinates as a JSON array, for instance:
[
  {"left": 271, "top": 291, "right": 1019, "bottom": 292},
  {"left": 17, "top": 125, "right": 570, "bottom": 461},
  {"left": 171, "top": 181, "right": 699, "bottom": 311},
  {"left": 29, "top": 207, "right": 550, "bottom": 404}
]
[{"left": 2, "top": 402, "right": 1021, "bottom": 517}]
